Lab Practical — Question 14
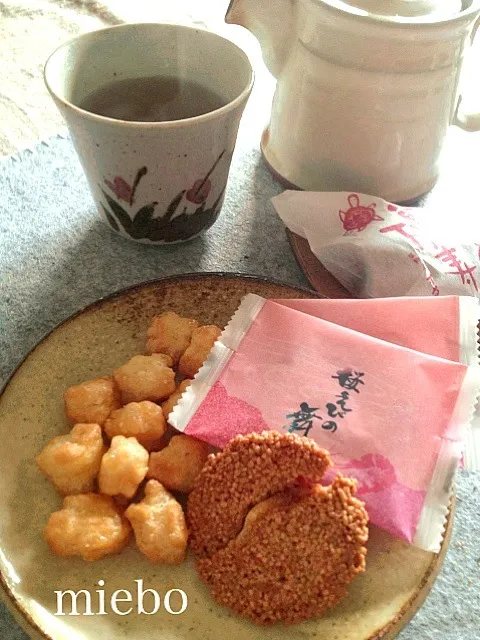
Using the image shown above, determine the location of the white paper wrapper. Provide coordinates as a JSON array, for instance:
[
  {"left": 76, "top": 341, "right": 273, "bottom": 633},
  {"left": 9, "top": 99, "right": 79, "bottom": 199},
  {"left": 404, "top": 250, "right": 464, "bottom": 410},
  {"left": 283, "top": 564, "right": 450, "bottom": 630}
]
[{"left": 272, "top": 191, "right": 480, "bottom": 298}]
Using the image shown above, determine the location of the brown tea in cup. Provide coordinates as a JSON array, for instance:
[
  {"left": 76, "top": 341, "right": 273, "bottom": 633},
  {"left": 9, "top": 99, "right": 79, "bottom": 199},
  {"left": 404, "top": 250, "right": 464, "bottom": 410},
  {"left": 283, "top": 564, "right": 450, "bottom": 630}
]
[{"left": 80, "top": 75, "right": 225, "bottom": 122}]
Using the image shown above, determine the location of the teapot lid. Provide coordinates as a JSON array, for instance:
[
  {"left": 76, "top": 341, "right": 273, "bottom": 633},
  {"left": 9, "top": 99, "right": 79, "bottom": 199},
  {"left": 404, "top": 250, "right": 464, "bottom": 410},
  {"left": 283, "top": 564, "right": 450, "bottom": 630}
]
[{"left": 328, "top": 0, "right": 464, "bottom": 19}]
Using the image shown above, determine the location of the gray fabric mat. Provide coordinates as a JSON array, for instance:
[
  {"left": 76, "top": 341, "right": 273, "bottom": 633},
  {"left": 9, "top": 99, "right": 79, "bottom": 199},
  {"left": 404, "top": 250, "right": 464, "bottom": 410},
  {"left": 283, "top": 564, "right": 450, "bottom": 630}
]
[{"left": 0, "top": 134, "right": 479, "bottom": 639}]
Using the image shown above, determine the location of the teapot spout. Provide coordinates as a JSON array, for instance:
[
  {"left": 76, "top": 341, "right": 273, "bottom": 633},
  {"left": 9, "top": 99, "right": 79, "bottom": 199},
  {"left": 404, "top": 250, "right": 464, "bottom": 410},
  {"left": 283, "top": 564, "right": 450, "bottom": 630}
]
[{"left": 226, "top": 0, "right": 295, "bottom": 78}]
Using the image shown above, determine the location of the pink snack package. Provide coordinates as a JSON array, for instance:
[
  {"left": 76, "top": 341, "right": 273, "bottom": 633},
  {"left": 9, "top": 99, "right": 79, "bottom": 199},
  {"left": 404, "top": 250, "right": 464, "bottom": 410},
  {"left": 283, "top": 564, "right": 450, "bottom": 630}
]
[
  {"left": 171, "top": 294, "right": 480, "bottom": 552},
  {"left": 275, "top": 296, "right": 479, "bottom": 364},
  {"left": 274, "top": 296, "right": 480, "bottom": 471}
]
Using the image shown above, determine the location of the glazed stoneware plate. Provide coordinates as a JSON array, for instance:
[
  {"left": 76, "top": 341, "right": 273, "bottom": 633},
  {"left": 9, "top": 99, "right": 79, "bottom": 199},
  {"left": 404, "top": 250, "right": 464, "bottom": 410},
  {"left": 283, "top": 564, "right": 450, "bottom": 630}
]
[{"left": 0, "top": 274, "right": 451, "bottom": 640}]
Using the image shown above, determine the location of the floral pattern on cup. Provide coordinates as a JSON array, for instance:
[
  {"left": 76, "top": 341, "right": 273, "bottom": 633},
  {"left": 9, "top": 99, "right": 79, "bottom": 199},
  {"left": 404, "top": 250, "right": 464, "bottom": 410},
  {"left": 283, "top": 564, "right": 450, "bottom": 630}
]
[
  {"left": 104, "top": 177, "right": 133, "bottom": 204},
  {"left": 100, "top": 150, "right": 226, "bottom": 243},
  {"left": 186, "top": 178, "right": 212, "bottom": 205},
  {"left": 104, "top": 166, "right": 148, "bottom": 207}
]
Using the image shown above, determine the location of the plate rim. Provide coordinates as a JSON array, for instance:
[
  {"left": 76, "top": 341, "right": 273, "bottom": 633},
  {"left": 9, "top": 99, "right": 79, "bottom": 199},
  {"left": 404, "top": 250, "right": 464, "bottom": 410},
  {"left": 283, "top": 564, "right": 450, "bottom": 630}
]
[
  {"left": 0, "top": 272, "right": 319, "bottom": 640},
  {"left": 0, "top": 271, "right": 451, "bottom": 640},
  {"left": 1, "top": 272, "right": 318, "bottom": 398}
]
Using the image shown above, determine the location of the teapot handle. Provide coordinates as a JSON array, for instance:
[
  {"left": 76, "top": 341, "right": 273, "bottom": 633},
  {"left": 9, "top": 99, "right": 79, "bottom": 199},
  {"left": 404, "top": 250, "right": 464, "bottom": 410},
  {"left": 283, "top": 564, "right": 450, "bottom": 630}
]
[
  {"left": 454, "top": 97, "right": 480, "bottom": 132},
  {"left": 454, "top": 16, "right": 480, "bottom": 132}
]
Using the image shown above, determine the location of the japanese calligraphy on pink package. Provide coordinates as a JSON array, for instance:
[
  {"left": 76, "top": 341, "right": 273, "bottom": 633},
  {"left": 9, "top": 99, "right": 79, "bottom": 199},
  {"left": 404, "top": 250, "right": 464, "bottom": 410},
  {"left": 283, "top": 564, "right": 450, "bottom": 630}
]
[
  {"left": 275, "top": 295, "right": 480, "bottom": 471},
  {"left": 272, "top": 191, "right": 480, "bottom": 298},
  {"left": 171, "top": 295, "right": 480, "bottom": 552}
]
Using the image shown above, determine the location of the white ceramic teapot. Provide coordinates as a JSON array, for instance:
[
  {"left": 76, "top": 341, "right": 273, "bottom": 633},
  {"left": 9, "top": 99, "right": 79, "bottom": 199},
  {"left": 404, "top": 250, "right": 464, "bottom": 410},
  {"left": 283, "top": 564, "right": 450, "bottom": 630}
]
[{"left": 226, "top": 0, "right": 480, "bottom": 201}]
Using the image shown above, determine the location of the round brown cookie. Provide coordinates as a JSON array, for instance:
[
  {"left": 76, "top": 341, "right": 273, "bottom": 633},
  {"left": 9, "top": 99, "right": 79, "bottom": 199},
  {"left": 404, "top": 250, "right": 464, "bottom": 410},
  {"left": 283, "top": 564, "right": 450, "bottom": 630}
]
[
  {"left": 196, "top": 476, "right": 368, "bottom": 626},
  {"left": 187, "top": 431, "right": 332, "bottom": 559}
]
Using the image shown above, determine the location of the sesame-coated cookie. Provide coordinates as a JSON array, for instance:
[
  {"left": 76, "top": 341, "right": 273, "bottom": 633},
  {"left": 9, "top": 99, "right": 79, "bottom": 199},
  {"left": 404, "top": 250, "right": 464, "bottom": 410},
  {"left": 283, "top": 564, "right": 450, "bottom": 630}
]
[
  {"left": 196, "top": 477, "right": 368, "bottom": 625},
  {"left": 187, "top": 431, "right": 332, "bottom": 559}
]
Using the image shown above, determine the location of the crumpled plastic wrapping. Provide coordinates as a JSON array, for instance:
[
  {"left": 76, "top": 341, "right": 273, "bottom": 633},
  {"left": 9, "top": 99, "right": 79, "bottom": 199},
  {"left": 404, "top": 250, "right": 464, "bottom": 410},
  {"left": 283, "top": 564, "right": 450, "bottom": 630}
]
[{"left": 272, "top": 190, "right": 480, "bottom": 298}]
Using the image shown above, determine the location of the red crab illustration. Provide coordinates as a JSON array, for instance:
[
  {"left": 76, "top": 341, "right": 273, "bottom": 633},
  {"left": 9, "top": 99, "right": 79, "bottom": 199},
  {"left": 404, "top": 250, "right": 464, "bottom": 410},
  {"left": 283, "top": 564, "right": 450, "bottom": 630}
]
[{"left": 339, "top": 194, "right": 384, "bottom": 233}]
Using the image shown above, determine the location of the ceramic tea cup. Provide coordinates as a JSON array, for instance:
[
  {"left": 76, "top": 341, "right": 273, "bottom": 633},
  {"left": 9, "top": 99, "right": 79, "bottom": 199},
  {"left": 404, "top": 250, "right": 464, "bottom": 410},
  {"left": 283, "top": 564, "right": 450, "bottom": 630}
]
[{"left": 44, "top": 23, "right": 254, "bottom": 244}]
